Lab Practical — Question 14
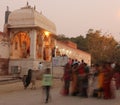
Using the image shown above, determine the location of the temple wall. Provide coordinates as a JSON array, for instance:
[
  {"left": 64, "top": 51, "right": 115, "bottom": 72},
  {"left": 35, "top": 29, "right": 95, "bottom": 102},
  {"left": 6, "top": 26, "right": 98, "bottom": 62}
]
[
  {"left": 9, "top": 59, "right": 52, "bottom": 76},
  {"left": 9, "top": 59, "right": 38, "bottom": 76},
  {"left": 56, "top": 41, "right": 91, "bottom": 66},
  {"left": 0, "top": 44, "right": 9, "bottom": 58},
  {"left": 0, "top": 36, "right": 9, "bottom": 75},
  {"left": 0, "top": 58, "right": 9, "bottom": 75}
]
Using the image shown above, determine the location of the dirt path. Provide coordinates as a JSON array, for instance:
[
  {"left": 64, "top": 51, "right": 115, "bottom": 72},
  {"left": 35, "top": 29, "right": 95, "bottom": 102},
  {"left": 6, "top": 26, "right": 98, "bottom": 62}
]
[{"left": 0, "top": 79, "right": 120, "bottom": 105}]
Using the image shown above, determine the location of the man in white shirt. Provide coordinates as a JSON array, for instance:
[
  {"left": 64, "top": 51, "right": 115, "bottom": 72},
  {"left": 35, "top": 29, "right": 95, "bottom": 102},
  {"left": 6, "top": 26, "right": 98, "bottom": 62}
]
[{"left": 38, "top": 62, "right": 43, "bottom": 71}]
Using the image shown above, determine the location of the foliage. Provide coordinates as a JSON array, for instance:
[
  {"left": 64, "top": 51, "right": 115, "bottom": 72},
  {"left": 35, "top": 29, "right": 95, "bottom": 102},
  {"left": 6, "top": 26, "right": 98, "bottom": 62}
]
[
  {"left": 70, "top": 35, "right": 87, "bottom": 51},
  {"left": 86, "top": 29, "right": 118, "bottom": 64},
  {"left": 112, "top": 43, "right": 120, "bottom": 62},
  {"left": 56, "top": 34, "right": 69, "bottom": 41}
]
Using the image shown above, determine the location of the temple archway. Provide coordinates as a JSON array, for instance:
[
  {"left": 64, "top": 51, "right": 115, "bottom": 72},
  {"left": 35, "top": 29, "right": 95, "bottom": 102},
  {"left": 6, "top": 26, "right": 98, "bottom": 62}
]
[{"left": 10, "top": 32, "right": 30, "bottom": 59}]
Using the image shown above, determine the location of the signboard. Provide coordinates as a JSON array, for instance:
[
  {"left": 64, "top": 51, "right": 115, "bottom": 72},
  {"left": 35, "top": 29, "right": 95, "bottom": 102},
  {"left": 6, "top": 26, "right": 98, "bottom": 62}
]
[{"left": 52, "top": 56, "right": 68, "bottom": 67}]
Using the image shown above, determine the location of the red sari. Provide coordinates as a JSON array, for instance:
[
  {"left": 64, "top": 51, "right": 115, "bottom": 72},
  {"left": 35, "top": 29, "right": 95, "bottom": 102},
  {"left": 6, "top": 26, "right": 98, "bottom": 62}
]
[
  {"left": 62, "top": 63, "right": 71, "bottom": 95},
  {"left": 103, "top": 67, "right": 112, "bottom": 99}
]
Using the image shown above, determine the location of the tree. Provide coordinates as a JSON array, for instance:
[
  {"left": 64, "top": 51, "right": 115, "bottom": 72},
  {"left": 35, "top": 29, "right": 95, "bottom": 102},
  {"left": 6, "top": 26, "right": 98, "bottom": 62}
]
[
  {"left": 86, "top": 29, "right": 118, "bottom": 64},
  {"left": 70, "top": 35, "right": 87, "bottom": 51},
  {"left": 112, "top": 43, "right": 120, "bottom": 62},
  {"left": 56, "top": 34, "right": 69, "bottom": 41}
]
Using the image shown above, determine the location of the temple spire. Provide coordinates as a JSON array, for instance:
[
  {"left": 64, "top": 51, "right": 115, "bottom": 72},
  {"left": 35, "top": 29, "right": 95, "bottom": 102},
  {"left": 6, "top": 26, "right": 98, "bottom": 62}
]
[
  {"left": 5, "top": 6, "right": 11, "bottom": 24},
  {"left": 7, "top": 6, "right": 9, "bottom": 11}
]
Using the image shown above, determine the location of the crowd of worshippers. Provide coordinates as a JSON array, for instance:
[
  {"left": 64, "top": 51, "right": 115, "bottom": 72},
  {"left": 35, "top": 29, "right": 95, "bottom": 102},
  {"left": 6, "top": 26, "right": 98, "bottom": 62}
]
[{"left": 61, "top": 58, "right": 120, "bottom": 99}]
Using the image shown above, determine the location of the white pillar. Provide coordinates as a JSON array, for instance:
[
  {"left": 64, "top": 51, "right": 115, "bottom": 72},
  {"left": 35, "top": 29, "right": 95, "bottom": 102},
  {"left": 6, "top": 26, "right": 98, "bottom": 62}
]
[
  {"left": 41, "top": 35, "right": 44, "bottom": 60},
  {"left": 30, "top": 29, "right": 37, "bottom": 59}
]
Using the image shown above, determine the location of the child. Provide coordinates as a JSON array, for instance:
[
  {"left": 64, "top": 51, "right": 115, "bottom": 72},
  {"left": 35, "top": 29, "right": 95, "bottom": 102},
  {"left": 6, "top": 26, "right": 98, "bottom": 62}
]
[{"left": 42, "top": 68, "right": 53, "bottom": 103}]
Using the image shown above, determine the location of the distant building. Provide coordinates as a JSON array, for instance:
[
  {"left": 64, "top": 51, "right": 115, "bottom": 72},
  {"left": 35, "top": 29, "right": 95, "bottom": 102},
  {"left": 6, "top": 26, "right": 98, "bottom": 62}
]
[{"left": 0, "top": 4, "right": 91, "bottom": 76}]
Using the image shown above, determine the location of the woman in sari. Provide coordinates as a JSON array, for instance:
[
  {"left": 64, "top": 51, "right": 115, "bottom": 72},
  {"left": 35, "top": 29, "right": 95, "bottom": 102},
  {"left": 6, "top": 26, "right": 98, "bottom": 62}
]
[
  {"left": 103, "top": 62, "right": 113, "bottom": 99},
  {"left": 71, "top": 62, "right": 79, "bottom": 96},
  {"left": 62, "top": 62, "right": 72, "bottom": 95},
  {"left": 97, "top": 65, "right": 104, "bottom": 98}
]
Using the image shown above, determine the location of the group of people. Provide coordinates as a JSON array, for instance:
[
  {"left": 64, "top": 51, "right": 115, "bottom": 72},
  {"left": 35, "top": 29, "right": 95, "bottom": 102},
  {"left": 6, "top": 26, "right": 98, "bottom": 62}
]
[
  {"left": 62, "top": 59, "right": 89, "bottom": 97},
  {"left": 37, "top": 60, "right": 120, "bottom": 103},
  {"left": 22, "top": 59, "right": 120, "bottom": 104},
  {"left": 62, "top": 58, "right": 120, "bottom": 100}
]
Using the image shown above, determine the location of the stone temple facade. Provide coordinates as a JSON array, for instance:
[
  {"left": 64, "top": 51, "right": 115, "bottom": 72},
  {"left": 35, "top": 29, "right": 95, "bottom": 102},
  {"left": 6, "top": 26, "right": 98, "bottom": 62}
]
[{"left": 0, "top": 4, "right": 91, "bottom": 76}]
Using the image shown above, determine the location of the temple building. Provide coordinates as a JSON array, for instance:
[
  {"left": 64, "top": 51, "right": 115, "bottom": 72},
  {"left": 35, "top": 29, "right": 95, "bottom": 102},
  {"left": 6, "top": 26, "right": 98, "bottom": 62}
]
[{"left": 0, "top": 4, "right": 91, "bottom": 76}]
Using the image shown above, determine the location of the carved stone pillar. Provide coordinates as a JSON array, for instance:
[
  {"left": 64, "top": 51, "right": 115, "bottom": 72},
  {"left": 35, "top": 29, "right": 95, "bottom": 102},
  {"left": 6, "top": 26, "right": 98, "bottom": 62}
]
[
  {"left": 36, "top": 33, "right": 44, "bottom": 60},
  {"left": 30, "top": 29, "right": 36, "bottom": 59}
]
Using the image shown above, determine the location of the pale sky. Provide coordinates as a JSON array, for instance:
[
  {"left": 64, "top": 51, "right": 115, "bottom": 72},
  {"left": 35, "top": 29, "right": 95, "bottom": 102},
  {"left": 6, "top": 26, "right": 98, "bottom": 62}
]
[{"left": 0, "top": 0, "right": 120, "bottom": 41}]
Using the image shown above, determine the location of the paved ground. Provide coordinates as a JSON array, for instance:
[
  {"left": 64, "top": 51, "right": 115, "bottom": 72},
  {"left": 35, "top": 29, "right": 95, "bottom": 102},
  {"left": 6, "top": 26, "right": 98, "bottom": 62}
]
[{"left": 0, "top": 79, "right": 120, "bottom": 105}]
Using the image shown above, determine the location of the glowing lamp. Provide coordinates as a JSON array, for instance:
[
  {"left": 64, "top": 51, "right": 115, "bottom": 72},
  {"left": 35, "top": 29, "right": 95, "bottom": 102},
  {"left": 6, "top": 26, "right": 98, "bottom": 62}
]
[{"left": 44, "top": 31, "right": 50, "bottom": 37}]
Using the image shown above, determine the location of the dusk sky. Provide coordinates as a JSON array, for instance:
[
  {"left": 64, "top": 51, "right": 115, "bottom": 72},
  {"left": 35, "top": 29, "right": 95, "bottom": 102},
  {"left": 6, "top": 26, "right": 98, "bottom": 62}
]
[{"left": 0, "top": 0, "right": 120, "bottom": 41}]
